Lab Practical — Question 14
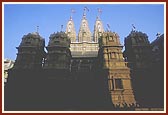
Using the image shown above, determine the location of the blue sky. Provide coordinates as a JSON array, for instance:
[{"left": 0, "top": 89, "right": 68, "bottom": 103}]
[{"left": 4, "top": 3, "right": 164, "bottom": 60}]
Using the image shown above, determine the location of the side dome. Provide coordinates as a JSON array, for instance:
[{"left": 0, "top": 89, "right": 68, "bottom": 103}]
[
  {"left": 20, "top": 32, "right": 45, "bottom": 47},
  {"left": 125, "top": 31, "right": 150, "bottom": 46},
  {"left": 48, "top": 31, "right": 70, "bottom": 47}
]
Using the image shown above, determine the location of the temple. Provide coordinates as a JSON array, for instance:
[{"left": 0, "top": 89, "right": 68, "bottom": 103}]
[{"left": 4, "top": 7, "right": 164, "bottom": 111}]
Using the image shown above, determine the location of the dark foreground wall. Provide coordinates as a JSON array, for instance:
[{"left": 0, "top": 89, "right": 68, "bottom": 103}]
[
  {"left": 4, "top": 69, "right": 113, "bottom": 111},
  {"left": 131, "top": 68, "right": 164, "bottom": 108}
]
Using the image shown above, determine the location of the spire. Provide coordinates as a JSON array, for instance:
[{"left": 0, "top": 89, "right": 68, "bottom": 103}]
[
  {"left": 65, "top": 9, "right": 77, "bottom": 42},
  {"left": 93, "top": 11, "right": 104, "bottom": 42},
  {"left": 78, "top": 7, "right": 91, "bottom": 42}
]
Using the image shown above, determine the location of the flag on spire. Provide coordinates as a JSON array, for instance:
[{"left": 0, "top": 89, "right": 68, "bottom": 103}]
[
  {"left": 84, "top": 6, "right": 89, "bottom": 12},
  {"left": 107, "top": 24, "right": 111, "bottom": 31},
  {"left": 83, "top": 6, "right": 89, "bottom": 18},
  {"left": 70, "top": 9, "right": 75, "bottom": 19},
  {"left": 107, "top": 24, "right": 110, "bottom": 29},
  {"left": 61, "top": 25, "right": 63, "bottom": 31},
  {"left": 98, "top": 8, "right": 102, "bottom": 13},
  {"left": 97, "top": 8, "right": 102, "bottom": 19},
  {"left": 36, "top": 26, "right": 39, "bottom": 33},
  {"left": 156, "top": 32, "right": 161, "bottom": 37},
  {"left": 71, "top": 9, "right": 75, "bottom": 13},
  {"left": 132, "top": 24, "right": 136, "bottom": 30}
]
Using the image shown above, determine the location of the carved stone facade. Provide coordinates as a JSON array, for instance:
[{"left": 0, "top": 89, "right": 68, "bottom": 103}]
[{"left": 98, "top": 32, "right": 135, "bottom": 107}]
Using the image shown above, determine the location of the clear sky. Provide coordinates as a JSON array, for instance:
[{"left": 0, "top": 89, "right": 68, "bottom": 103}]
[{"left": 4, "top": 3, "right": 164, "bottom": 60}]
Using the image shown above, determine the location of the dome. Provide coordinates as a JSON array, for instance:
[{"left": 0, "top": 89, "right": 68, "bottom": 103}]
[
  {"left": 31, "top": 32, "right": 39, "bottom": 36},
  {"left": 125, "top": 31, "right": 149, "bottom": 45},
  {"left": 20, "top": 32, "right": 45, "bottom": 47},
  {"left": 48, "top": 31, "right": 70, "bottom": 47}
]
